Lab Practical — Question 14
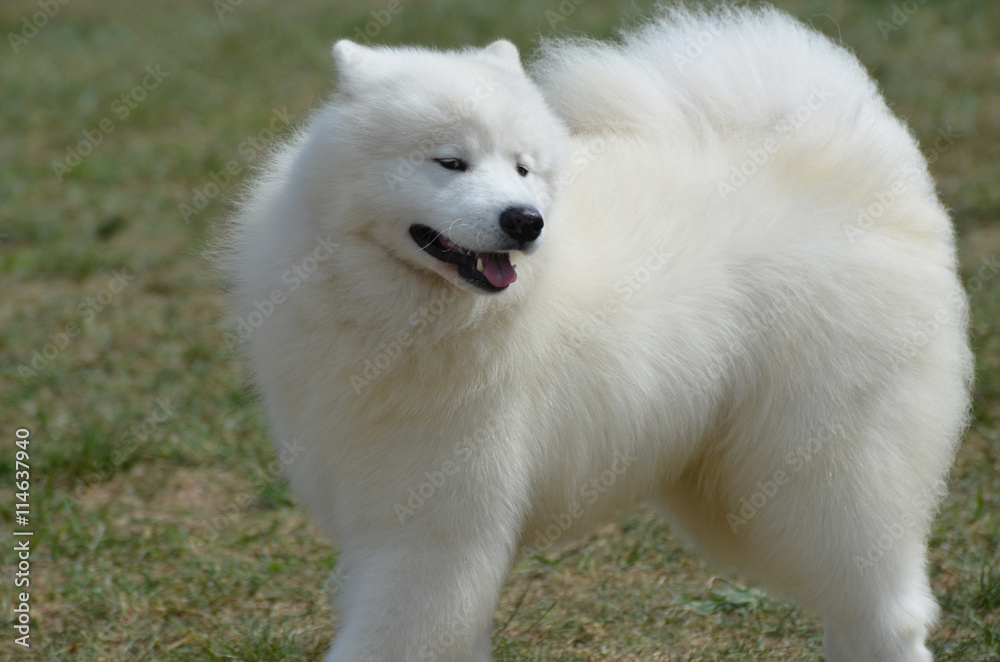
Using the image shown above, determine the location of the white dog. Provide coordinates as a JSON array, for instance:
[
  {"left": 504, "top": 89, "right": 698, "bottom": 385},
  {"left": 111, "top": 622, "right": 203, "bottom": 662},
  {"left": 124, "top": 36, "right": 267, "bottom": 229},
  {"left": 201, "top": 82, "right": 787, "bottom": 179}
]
[{"left": 225, "top": 5, "right": 972, "bottom": 661}]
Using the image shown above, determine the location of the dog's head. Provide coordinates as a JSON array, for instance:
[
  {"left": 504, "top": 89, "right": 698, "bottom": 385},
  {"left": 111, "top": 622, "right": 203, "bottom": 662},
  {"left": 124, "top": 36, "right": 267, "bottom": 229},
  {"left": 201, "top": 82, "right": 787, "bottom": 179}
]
[{"left": 308, "top": 39, "right": 569, "bottom": 295}]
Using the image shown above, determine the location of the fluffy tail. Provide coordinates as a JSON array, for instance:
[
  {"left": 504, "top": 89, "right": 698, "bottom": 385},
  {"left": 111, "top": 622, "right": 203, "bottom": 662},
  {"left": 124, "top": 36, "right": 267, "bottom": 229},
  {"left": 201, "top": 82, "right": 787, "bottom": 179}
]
[
  {"left": 531, "top": 4, "right": 949, "bottom": 248},
  {"left": 533, "top": 5, "right": 884, "bottom": 145}
]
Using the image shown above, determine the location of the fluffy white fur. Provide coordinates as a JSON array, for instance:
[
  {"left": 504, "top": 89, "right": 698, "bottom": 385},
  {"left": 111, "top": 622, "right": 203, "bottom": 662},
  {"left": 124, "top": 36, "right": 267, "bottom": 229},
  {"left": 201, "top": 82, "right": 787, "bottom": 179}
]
[{"left": 225, "top": 5, "right": 973, "bottom": 661}]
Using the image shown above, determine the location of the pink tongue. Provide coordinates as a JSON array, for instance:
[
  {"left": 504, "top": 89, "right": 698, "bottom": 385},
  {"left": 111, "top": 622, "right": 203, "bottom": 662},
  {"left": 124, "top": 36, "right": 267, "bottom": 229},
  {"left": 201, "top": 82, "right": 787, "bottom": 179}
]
[{"left": 479, "top": 253, "right": 517, "bottom": 288}]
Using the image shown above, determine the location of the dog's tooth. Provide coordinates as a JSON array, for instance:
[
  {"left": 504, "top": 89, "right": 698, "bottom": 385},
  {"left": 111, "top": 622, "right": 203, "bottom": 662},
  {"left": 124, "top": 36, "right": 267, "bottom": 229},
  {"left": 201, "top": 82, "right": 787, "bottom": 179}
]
[{"left": 476, "top": 257, "right": 484, "bottom": 273}]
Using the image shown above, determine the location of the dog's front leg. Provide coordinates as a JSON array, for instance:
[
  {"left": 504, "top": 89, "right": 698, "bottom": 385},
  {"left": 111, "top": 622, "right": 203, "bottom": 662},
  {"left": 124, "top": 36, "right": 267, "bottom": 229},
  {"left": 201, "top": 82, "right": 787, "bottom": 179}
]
[{"left": 322, "top": 476, "right": 523, "bottom": 661}]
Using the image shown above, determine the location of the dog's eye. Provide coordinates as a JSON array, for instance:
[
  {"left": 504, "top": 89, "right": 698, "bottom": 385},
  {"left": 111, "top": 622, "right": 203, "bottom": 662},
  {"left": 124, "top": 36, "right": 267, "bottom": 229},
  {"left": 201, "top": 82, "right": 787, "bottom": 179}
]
[
  {"left": 516, "top": 164, "right": 529, "bottom": 177},
  {"left": 435, "top": 158, "right": 468, "bottom": 172}
]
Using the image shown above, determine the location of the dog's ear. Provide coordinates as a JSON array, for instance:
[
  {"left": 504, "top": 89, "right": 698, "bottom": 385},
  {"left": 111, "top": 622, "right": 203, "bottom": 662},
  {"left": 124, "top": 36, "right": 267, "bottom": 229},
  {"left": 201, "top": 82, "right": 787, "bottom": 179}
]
[
  {"left": 332, "top": 39, "right": 367, "bottom": 66},
  {"left": 482, "top": 39, "right": 523, "bottom": 74},
  {"left": 331, "top": 40, "right": 371, "bottom": 93}
]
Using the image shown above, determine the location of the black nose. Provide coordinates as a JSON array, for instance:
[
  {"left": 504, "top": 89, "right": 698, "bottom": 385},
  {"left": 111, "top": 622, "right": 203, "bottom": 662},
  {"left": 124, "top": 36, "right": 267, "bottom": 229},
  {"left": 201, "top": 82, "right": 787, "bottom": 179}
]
[{"left": 499, "top": 206, "right": 544, "bottom": 244}]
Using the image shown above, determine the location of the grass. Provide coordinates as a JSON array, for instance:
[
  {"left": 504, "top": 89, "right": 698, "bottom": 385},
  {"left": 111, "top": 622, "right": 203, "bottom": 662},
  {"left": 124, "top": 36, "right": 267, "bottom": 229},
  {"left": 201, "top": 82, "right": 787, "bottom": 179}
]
[{"left": 1, "top": 0, "right": 999, "bottom": 659}]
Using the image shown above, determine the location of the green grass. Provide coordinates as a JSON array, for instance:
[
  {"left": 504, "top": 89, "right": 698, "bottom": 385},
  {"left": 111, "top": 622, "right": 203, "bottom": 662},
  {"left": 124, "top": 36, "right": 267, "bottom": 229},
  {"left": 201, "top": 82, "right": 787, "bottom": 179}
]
[{"left": 2, "top": 0, "right": 999, "bottom": 659}]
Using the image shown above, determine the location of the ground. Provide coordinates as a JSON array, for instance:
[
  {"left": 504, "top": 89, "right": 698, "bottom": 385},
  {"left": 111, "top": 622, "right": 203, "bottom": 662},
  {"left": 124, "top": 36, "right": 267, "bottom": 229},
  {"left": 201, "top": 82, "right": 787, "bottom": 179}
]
[{"left": 1, "top": 0, "right": 998, "bottom": 660}]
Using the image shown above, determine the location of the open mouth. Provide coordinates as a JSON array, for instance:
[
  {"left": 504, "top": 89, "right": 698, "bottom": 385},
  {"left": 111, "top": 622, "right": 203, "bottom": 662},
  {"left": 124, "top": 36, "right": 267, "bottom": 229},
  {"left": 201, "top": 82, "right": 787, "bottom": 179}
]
[{"left": 409, "top": 225, "right": 517, "bottom": 292}]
